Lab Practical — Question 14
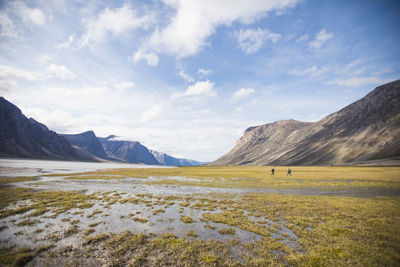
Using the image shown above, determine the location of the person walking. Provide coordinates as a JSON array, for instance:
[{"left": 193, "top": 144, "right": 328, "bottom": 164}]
[
  {"left": 287, "top": 168, "right": 292, "bottom": 176},
  {"left": 271, "top": 168, "right": 275, "bottom": 176}
]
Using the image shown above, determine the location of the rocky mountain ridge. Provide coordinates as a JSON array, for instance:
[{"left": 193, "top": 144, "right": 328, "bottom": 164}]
[
  {"left": 0, "top": 97, "right": 92, "bottom": 161},
  {"left": 0, "top": 97, "right": 202, "bottom": 166},
  {"left": 98, "top": 136, "right": 161, "bottom": 165},
  {"left": 150, "top": 150, "right": 203, "bottom": 166},
  {"left": 211, "top": 80, "right": 400, "bottom": 166}
]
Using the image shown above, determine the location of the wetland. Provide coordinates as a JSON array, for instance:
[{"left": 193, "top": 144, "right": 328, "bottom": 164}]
[{"left": 0, "top": 163, "right": 399, "bottom": 266}]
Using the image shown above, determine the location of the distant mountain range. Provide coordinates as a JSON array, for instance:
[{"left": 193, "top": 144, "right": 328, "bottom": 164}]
[
  {"left": 2, "top": 80, "right": 399, "bottom": 167},
  {"left": 0, "top": 97, "right": 89, "bottom": 161},
  {"left": 0, "top": 97, "right": 203, "bottom": 166},
  {"left": 211, "top": 80, "right": 400, "bottom": 166},
  {"left": 149, "top": 149, "right": 204, "bottom": 167}
]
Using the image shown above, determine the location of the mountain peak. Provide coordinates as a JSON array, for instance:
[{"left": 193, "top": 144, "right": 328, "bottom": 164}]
[
  {"left": 211, "top": 80, "right": 400, "bottom": 166},
  {"left": 80, "top": 131, "right": 96, "bottom": 137},
  {"left": 0, "top": 97, "right": 91, "bottom": 161},
  {"left": 245, "top": 119, "right": 312, "bottom": 133},
  {"left": 105, "top": 135, "right": 118, "bottom": 140}
]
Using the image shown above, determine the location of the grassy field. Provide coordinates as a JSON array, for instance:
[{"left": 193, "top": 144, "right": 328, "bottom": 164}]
[
  {"left": 52, "top": 165, "right": 400, "bottom": 190},
  {"left": 0, "top": 166, "right": 399, "bottom": 266}
]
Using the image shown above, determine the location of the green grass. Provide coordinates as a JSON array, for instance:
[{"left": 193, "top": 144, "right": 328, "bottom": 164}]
[
  {"left": 87, "top": 210, "right": 103, "bottom": 218},
  {"left": 64, "top": 175, "right": 126, "bottom": 180},
  {"left": 84, "top": 233, "right": 109, "bottom": 244},
  {"left": 152, "top": 208, "right": 165, "bottom": 215},
  {"left": 84, "top": 228, "right": 95, "bottom": 236},
  {"left": 180, "top": 215, "right": 193, "bottom": 223},
  {"left": 133, "top": 217, "right": 148, "bottom": 223},
  {"left": 0, "top": 188, "right": 98, "bottom": 219},
  {"left": 1, "top": 166, "right": 399, "bottom": 266},
  {"left": 0, "top": 176, "right": 35, "bottom": 184},
  {"left": 218, "top": 228, "right": 235, "bottom": 235},
  {"left": 45, "top": 166, "right": 400, "bottom": 190},
  {"left": 231, "top": 193, "right": 400, "bottom": 266}
]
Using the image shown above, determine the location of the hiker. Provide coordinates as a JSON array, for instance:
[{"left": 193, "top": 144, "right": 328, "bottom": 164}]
[
  {"left": 287, "top": 168, "right": 292, "bottom": 176},
  {"left": 271, "top": 168, "right": 275, "bottom": 176}
]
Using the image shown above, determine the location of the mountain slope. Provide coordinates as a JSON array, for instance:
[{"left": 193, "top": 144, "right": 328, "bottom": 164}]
[
  {"left": 150, "top": 150, "right": 204, "bottom": 166},
  {"left": 211, "top": 80, "right": 400, "bottom": 166},
  {"left": 0, "top": 97, "right": 91, "bottom": 161},
  {"left": 99, "top": 136, "right": 160, "bottom": 165},
  {"left": 62, "top": 131, "right": 109, "bottom": 160}
]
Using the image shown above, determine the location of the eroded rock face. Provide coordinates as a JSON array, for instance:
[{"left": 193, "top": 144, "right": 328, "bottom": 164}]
[
  {"left": 62, "top": 131, "right": 109, "bottom": 160},
  {"left": 211, "top": 80, "right": 400, "bottom": 166},
  {"left": 149, "top": 150, "right": 203, "bottom": 166},
  {"left": 99, "top": 136, "right": 160, "bottom": 165},
  {"left": 0, "top": 97, "right": 89, "bottom": 161}
]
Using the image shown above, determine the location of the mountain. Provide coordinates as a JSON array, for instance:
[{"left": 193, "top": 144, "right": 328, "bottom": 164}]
[
  {"left": 211, "top": 80, "right": 400, "bottom": 166},
  {"left": 0, "top": 97, "right": 92, "bottom": 161},
  {"left": 62, "top": 131, "right": 109, "bottom": 160},
  {"left": 99, "top": 136, "right": 161, "bottom": 165},
  {"left": 150, "top": 150, "right": 204, "bottom": 166},
  {"left": 0, "top": 97, "right": 202, "bottom": 165},
  {"left": 63, "top": 132, "right": 203, "bottom": 166}
]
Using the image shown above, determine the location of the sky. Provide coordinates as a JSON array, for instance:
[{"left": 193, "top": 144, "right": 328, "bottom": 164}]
[{"left": 0, "top": 0, "right": 399, "bottom": 162}]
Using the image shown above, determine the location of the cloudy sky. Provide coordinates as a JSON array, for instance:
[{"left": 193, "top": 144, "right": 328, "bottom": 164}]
[{"left": 0, "top": 0, "right": 399, "bottom": 162}]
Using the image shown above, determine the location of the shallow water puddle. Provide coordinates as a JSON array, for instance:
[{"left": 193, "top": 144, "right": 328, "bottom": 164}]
[{"left": 0, "top": 189, "right": 275, "bottom": 252}]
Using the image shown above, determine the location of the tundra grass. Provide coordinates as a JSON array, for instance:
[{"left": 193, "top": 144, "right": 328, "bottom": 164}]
[
  {"left": 55, "top": 165, "right": 400, "bottom": 181},
  {"left": 231, "top": 193, "right": 400, "bottom": 266},
  {"left": 64, "top": 175, "right": 126, "bottom": 180},
  {"left": 0, "top": 187, "right": 98, "bottom": 218},
  {"left": 1, "top": 191, "right": 399, "bottom": 265},
  {"left": 0, "top": 176, "right": 36, "bottom": 184},
  {"left": 1, "top": 166, "right": 399, "bottom": 266},
  {"left": 50, "top": 166, "right": 400, "bottom": 190}
]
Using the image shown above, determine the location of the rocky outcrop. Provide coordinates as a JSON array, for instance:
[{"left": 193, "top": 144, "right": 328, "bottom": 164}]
[
  {"left": 0, "top": 97, "right": 201, "bottom": 165},
  {"left": 211, "top": 80, "right": 400, "bottom": 166},
  {"left": 150, "top": 150, "right": 203, "bottom": 166},
  {"left": 62, "top": 131, "right": 109, "bottom": 160},
  {"left": 99, "top": 136, "right": 161, "bottom": 165},
  {"left": 0, "top": 97, "right": 92, "bottom": 161}
]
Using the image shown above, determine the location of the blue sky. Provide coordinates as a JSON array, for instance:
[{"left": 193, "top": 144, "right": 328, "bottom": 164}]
[{"left": 0, "top": 0, "right": 399, "bottom": 161}]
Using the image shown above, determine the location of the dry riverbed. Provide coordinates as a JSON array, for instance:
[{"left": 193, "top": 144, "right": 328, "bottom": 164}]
[{"left": 0, "top": 166, "right": 399, "bottom": 266}]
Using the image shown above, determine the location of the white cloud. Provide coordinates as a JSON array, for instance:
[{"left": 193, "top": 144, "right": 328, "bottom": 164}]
[
  {"left": 0, "top": 65, "right": 42, "bottom": 91},
  {"left": 12, "top": 1, "right": 46, "bottom": 25},
  {"left": 115, "top": 81, "right": 136, "bottom": 90},
  {"left": 132, "top": 49, "right": 159, "bottom": 66},
  {"left": 171, "top": 80, "right": 217, "bottom": 100},
  {"left": 37, "top": 54, "right": 54, "bottom": 64},
  {"left": 140, "top": 0, "right": 299, "bottom": 58},
  {"left": 80, "top": 4, "right": 154, "bottom": 47},
  {"left": 235, "top": 28, "right": 281, "bottom": 54},
  {"left": 372, "top": 69, "right": 393, "bottom": 76},
  {"left": 42, "top": 86, "right": 109, "bottom": 102},
  {"left": 0, "top": 13, "right": 19, "bottom": 38},
  {"left": 309, "top": 30, "right": 333, "bottom": 49},
  {"left": 140, "top": 105, "right": 164, "bottom": 123},
  {"left": 288, "top": 66, "right": 328, "bottom": 78},
  {"left": 0, "top": 65, "right": 40, "bottom": 80},
  {"left": 344, "top": 59, "right": 363, "bottom": 71},
  {"left": 289, "top": 66, "right": 318, "bottom": 76},
  {"left": 178, "top": 70, "right": 194, "bottom": 82},
  {"left": 197, "top": 68, "right": 211, "bottom": 77},
  {"left": 46, "top": 64, "right": 76, "bottom": 80},
  {"left": 234, "top": 106, "right": 244, "bottom": 113},
  {"left": 326, "top": 76, "right": 392, "bottom": 87},
  {"left": 233, "top": 88, "right": 255, "bottom": 101},
  {"left": 58, "top": 34, "right": 76, "bottom": 49},
  {"left": 296, "top": 34, "right": 308, "bottom": 42}
]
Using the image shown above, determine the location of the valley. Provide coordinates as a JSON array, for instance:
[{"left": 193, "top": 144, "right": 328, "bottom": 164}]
[{"left": 0, "top": 165, "right": 399, "bottom": 266}]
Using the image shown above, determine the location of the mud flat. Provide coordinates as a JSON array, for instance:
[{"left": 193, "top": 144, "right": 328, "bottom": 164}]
[{"left": 0, "top": 165, "right": 399, "bottom": 266}]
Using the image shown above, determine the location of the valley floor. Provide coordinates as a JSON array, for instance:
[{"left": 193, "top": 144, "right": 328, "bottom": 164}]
[{"left": 0, "top": 166, "right": 399, "bottom": 266}]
